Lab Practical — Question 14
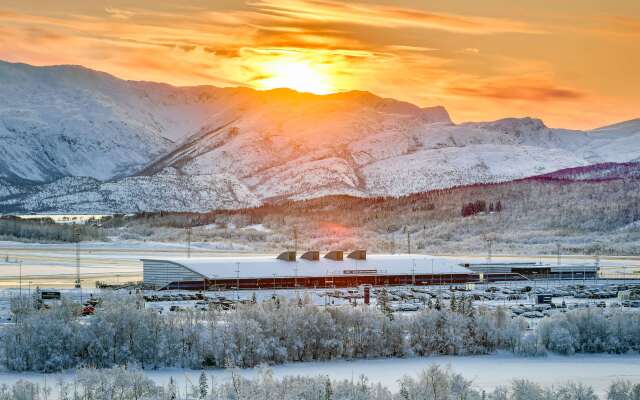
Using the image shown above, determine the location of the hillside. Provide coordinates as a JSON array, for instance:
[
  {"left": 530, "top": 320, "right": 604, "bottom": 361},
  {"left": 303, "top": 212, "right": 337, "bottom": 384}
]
[
  {"left": 531, "top": 162, "right": 640, "bottom": 182},
  {"left": 1, "top": 60, "right": 640, "bottom": 212},
  {"left": 3, "top": 164, "right": 639, "bottom": 254},
  {"left": 88, "top": 170, "right": 639, "bottom": 255}
]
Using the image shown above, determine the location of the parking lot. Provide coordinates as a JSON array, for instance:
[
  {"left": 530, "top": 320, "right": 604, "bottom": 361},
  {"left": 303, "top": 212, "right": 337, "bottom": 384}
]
[{"left": 127, "top": 279, "right": 640, "bottom": 322}]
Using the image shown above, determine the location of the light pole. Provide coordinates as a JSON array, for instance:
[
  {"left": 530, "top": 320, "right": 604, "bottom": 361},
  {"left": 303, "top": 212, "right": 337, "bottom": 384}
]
[
  {"left": 235, "top": 262, "right": 240, "bottom": 301},
  {"left": 294, "top": 261, "right": 299, "bottom": 299},
  {"left": 411, "top": 259, "right": 416, "bottom": 288},
  {"left": 18, "top": 261, "right": 22, "bottom": 298},
  {"left": 273, "top": 273, "right": 277, "bottom": 296}
]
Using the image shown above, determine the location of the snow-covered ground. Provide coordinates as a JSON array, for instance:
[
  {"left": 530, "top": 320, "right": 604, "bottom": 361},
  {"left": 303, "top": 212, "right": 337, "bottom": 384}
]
[{"left": 0, "top": 353, "right": 637, "bottom": 396}]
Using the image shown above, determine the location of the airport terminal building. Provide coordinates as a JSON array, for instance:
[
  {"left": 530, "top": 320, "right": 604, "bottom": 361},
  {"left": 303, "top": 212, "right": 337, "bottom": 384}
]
[
  {"left": 142, "top": 251, "right": 601, "bottom": 290},
  {"left": 142, "top": 251, "right": 479, "bottom": 290}
]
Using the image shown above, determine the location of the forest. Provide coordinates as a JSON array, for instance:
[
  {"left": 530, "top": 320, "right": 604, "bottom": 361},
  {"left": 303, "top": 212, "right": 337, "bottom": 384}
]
[
  {"left": 104, "top": 174, "right": 640, "bottom": 255},
  {"left": 0, "top": 216, "right": 104, "bottom": 243}
]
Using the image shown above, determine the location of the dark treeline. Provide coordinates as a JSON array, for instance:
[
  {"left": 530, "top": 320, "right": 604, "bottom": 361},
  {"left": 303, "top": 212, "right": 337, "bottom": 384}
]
[
  {"left": 461, "top": 200, "right": 502, "bottom": 217},
  {"left": 0, "top": 217, "right": 104, "bottom": 242}
]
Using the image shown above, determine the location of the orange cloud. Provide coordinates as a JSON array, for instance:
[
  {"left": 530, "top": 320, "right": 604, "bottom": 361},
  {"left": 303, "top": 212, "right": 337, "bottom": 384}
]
[
  {"left": 449, "top": 79, "right": 584, "bottom": 102},
  {"left": 104, "top": 8, "right": 136, "bottom": 20},
  {"left": 0, "top": 1, "right": 638, "bottom": 129},
  {"left": 249, "top": 0, "right": 544, "bottom": 34}
]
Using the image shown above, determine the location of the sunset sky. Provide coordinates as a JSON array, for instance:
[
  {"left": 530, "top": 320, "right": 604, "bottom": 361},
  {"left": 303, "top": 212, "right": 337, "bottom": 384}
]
[{"left": 1, "top": 0, "right": 638, "bottom": 129}]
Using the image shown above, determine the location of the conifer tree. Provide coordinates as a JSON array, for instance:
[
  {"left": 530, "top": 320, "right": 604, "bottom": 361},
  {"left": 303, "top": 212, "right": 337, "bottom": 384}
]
[
  {"left": 450, "top": 291, "right": 457, "bottom": 312},
  {"left": 199, "top": 371, "right": 209, "bottom": 399},
  {"left": 168, "top": 377, "right": 177, "bottom": 400},
  {"left": 324, "top": 379, "right": 333, "bottom": 400}
]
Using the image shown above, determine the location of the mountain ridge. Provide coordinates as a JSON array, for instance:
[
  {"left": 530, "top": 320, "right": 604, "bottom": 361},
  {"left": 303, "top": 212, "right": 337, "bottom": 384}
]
[{"left": 1, "top": 60, "right": 640, "bottom": 213}]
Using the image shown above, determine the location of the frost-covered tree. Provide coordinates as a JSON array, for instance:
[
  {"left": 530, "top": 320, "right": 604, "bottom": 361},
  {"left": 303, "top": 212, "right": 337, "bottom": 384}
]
[{"left": 3, "top": 296, "right": 640, "bottom": 373}]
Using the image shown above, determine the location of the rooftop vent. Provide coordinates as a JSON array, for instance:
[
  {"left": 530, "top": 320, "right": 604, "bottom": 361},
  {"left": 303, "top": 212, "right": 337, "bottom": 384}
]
[
  {"left": 324, "top": 250, "right": 343, "bottom": 261},
  {"left": 277, "top": 251, "right": 296, "bottom": 261},
  {"left": 300, "top": 251, "right": 320, "bottom": 261},
  {"left": 347, "top": 250, "right": 367, "bottom": 260}
]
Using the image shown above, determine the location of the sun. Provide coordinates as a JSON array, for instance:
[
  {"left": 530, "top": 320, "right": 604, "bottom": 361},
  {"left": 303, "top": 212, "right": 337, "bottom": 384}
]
[{"left": 256, "top": 60, "right": 334, "bottom": 95}]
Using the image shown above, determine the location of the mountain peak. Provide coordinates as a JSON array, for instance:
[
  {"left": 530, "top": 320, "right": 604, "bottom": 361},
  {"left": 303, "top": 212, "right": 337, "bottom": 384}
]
[
  {"left": 462, "top": 117, "right": 548, "bottom": 135},
  {"left": 487, "top": 117, "right": 547, "bottom": 130},
  {"left": 421, "top": 105, "right": 452, "bottom": 124}
]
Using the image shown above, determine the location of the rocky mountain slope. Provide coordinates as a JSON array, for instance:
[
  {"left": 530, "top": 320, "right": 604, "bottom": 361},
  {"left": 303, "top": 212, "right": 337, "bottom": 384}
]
[{"left": 1, "top": 60, "right": 639, "bottom": 212}]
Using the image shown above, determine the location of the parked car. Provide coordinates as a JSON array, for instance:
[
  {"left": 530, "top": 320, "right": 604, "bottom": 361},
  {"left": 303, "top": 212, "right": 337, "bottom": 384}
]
[
  {"left": 81, "top": 306, "right": 95, "bottom": 316},
  {"left": 521, "top": 311, "right": 544, "bottom": 318}
]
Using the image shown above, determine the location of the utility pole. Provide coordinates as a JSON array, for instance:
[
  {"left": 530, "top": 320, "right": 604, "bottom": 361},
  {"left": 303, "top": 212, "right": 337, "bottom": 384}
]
[
  {"left": 486, "top": 238, "right": 493, "bottom": 264},
  {"left": 422, "top": 225, "right": 426, "bottom": 252},
  {"left": 273, "top": 273, "right": 277, "bottom": 296},
  {"left": 73, "top": 224, "right": 81, "bottom": 289},
  {"left": 186, "top": 225, "right": 192, "bottom": 258},
  {"left": 18, "top": 261, "right": 22, "bottom": 298},
  {"left": 411, "top": 259, "right": 416, "bottom": 287},
  {"left": 391, "top": 230, "right": 396, "bottom": 254},
  {"left": 294, "top": 261, "right": 299, "bottom": 299},
  {"left": 595, "top": 245, "right": 601, "bottom": 283},
  {"left": 293, "top": 227, "right": 298, "bottom": 253},
  {"left": 556, "top": 243, "right": 561, "bottom": 266},
  {"left": 235, "top": 262, "right": 240, "bottom": 301},
  {"left": 407, "top": 230, "right": 411, "bottom": 254}
]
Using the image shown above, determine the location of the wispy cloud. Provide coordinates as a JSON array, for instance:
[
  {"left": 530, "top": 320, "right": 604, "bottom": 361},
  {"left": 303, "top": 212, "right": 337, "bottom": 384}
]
[
  {"left": 104, "top": 8, "right": 136, "bottom": 20},
  {"left": 248, "top": 0, "right": 544, "bottom": 34},
  {"left": 449, "top": 78, "right": 583, "bottom": 102}
]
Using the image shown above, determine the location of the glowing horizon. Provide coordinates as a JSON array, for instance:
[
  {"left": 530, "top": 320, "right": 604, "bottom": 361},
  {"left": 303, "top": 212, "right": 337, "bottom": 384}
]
[{"left": 1, "top": 0, "right": 639, "bottom": 129}]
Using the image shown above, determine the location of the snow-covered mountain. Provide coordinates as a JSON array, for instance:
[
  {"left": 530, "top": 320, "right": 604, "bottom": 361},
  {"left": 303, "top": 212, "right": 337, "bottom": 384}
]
[{"left": 1, "top": 60, "right": 639, "bottom": 212}]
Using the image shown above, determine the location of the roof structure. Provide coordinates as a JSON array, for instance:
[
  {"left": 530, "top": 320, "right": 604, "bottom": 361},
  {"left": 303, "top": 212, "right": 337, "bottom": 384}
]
[
  {"left": 141, "top": 254, "right": 475, "bottom": 280},
  {"left": 463, "top": 262, "right": 599, "bottom": 273}
]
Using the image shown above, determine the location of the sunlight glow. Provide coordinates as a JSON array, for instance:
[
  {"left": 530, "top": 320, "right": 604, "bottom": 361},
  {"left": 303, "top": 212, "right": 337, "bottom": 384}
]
[{"left": 255, "top": 60, "right": 335, "bottom": 95}]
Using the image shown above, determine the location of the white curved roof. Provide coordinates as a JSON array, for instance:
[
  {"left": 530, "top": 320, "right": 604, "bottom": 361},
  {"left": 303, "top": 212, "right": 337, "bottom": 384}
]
[{"left": 142, "top": 254, "right": 475, "bottom": 279}]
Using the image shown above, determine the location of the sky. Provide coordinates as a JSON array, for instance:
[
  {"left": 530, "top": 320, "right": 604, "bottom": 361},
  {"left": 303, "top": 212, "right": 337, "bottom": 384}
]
[{"left": 0, "top": 0, "right": 639, "bottom": 129}]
